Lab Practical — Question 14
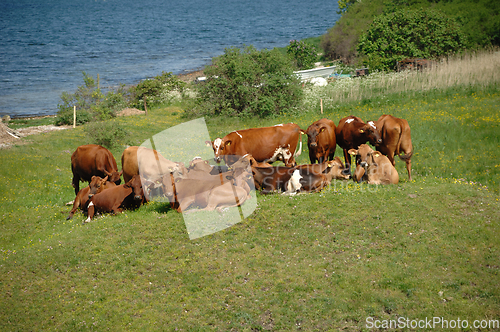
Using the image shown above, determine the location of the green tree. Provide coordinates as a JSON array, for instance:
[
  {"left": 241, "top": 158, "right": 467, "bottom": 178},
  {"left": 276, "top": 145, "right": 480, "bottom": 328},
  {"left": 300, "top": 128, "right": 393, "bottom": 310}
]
[
  {"left": 131, "top": 71, "right": 187, "bottom": 110},
  {"left": 337, "top": 0, "right": 357, "bottom": 14},
  {"left": 286, "top": 40, "right": 318, "bottom": 70},
  {"left": 192, "top": 45, "right": 303, "bottom": 117},
  {"left": 357, "top": 9, "right": 467, "bottom": 70},
  {"left": 56, "top": 72, "right": 129, "bottom": 125}
]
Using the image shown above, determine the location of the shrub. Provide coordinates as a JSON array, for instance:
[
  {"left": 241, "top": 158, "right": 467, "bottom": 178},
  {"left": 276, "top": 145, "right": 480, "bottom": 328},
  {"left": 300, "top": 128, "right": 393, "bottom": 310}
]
[
  {"left": 357, "top": 9, "right": 467, "bottom": 71},
  {"left": 286, "top": 40, "right": 318, "bottom": 70},
  {"left": 84, "top": 121, "right": 128, "bottom": 150},
  {"left": 192, "top": 45, "right": 303, "bottom": 117},
  {"left": 56, "top": 72, "right": 130, "bottom": 125},
  {"left": 131, "top": 71, "right": 187, "bottom": 109}
]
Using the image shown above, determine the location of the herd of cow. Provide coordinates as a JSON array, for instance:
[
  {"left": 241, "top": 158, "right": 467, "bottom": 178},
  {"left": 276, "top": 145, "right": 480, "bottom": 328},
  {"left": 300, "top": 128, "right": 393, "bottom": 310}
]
[{"left": 67, "top": 114, "right": 413, "bottom": 222}]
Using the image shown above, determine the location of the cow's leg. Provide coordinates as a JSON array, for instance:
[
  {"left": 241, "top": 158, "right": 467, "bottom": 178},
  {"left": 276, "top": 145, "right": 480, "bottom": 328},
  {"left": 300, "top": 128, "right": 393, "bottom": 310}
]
[
  {"left": 406, "top": 159, "right": 412, "bottom": 181},
  {"left": 343, "top": 149, "right": 351, "bottom": 175},
  {"left": 85, "top": 201, "right": 95, "bottom": 223},
  {"left": 72, "top": 174, "right": 80, "bottom": 196}
]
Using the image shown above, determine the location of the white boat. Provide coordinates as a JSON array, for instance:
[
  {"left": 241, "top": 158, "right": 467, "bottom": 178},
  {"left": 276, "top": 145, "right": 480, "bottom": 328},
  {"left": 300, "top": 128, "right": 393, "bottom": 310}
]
[{"left": 294, "top": 66, "right": 336, "bottom": 81}]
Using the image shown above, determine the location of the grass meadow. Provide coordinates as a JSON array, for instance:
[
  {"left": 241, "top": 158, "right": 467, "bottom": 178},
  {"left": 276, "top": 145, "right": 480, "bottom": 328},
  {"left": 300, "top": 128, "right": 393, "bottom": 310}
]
[{"left": 1, "top": 52, "right": 499, "bottom": 331}]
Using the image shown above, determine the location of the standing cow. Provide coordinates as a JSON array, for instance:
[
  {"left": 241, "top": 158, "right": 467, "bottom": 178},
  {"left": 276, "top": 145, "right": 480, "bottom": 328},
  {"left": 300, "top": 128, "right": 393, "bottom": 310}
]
[
  {"left": 375, "top": 114, "right": 413, "bottom": 180},
  {"left": 71, "top": 144, "right": 122, "bottom": 195},
  {"left": 305, "top": 118, "right": 337, "bottom": 164},
  {"left": 335, "top": 116, "right": 382, "bottom": 174},
  {"left": 206, "top": 123, "right": 304, "bottom": 167}
]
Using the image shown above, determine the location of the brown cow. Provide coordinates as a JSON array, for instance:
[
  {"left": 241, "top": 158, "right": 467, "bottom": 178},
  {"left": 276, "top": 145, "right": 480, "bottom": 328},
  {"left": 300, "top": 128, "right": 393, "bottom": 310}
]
[
  {"left": 348, "top": 144, "right": 399, "bottom": 185},
  {"left": 71, "top": 144, "right": 122, "bottom": 195},
  {"left": 297, "top": 157, "right": 350, "bottom": 193},
  {"left": 121, "top": 146, "right": 187, "bottom": 183},
  {"left": 335, "top": 116, "right": 382, "bottom": 174},
  {"left": 251, "top": 166, "right": 302, "bottom": 194},
  {"left": 84, "top": 175, "right": 144, "bottom": 223},
  {"left": 205, "top": 123, "right": 304, "bottom": 167},
  {"left": 375, "top": 114, "right": 413, "bottom": 180},
  {"left": 164, "top": 166, "right": 254, "bottom": 213},
  {"left": 66, "top": 175, "right": 117, "bottom": 220},
  {"left": 305, "top": 118, "right": 337, "bottom": 164}
]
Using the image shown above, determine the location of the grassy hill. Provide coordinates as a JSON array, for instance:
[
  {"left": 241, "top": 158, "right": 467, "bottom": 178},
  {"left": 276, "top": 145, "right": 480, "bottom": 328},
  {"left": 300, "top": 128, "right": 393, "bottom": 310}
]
[{"left": 0, "top": 52, "right": 499, "bottom": 330}]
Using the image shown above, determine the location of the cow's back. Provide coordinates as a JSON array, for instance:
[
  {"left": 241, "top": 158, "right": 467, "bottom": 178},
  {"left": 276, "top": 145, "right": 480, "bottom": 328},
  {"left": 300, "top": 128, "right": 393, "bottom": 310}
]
[
  {"left": 231, "top": 123, "right": 302, "bottom": 162},
  {"left": 72, "top": 144, "right": 118, "bottom": 181},
  {"left": 335, "top": 116, "right": 364, "bottom": 149},
  {"left": 121, "top": 146, "right": 140, "bottom": 183}
]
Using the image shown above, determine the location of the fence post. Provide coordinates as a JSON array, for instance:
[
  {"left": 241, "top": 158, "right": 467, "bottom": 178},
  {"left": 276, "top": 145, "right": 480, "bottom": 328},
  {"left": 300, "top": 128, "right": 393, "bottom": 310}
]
[
  {"left": 144, "top": 96, "right": 148, "bottom": 115},
  {"left": 320, "top": 98, "right": 323, "bottom": 114},
  {"left": 73, "top": 105, "right": 76, "bottom": 128}
]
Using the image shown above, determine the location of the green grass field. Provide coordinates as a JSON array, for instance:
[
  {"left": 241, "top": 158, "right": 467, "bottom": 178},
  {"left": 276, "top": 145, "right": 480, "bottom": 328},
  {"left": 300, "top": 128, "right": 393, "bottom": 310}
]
[{"left": 1, "top": 68, "right": 499, "bottom": 330}]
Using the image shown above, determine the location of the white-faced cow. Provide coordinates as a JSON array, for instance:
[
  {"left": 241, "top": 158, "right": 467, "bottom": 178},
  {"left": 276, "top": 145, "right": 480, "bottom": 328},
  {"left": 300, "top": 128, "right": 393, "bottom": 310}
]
[
  {"left": 206, "top": 123, "right": 304, "bottom": 167},
  {"left": 348, "top": 144, "right": 399, "bottom": 185},
  {"left": 71, "top": 144, "right": 122, "bottom": 195},
  {"left": 375, "top": 114, "right": 413, "bottom": 180},
  {"left": 335, "top": 116, "right": 382, "bottom": 174},
  {"left": 305, "top": 118, "right": 337, "bottom": 164}
]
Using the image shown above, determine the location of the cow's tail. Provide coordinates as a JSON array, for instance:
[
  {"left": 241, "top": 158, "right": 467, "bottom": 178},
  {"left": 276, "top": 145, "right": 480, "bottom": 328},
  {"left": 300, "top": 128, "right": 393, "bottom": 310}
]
[
  {"left": 295, "top": 129, "right": 306, "bottom": 157},
  {"left": 398, "top": 147, "right": 413, "bottom": 161}
]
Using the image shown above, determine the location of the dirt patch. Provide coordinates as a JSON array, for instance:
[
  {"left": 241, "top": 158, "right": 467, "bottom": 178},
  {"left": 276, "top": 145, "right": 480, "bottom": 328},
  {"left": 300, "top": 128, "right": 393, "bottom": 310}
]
[
  {"left": 177, "top": 69, "right": 205, "bottom": 83},
  {"left": 0, "top": 122, "right": 72, "bottom": 149},
  {"left": 116, "top": 108, "right": 146, "bottom": 116}
]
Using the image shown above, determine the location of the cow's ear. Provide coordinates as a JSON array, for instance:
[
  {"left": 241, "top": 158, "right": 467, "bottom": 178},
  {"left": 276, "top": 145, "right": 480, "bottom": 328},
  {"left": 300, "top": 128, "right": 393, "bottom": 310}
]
[
  {"left": 205, "top": 140, "right": 212, "bottom": 147},
  {"left": 348, "top": 149, "right": 358, "bottom": 156},
  {"left": 225, "top": 140, "right": 232, "bottom": 147},
  {"left": 359, "top": 129, "right": 364, "bottom": 133},
  {"left": 373, "top": 152, "right": 381, "bottom": 158},
  {"left": 320, "top": 127, "right": 325, "bottom": 133},
  {"left": 103, "top": 175, "right": 109, "bottom": 182}
]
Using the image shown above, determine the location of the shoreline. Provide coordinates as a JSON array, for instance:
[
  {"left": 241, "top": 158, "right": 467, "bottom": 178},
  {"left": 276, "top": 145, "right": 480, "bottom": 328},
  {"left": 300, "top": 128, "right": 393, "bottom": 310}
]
[{"left": 8, "top": 68, "right": 206, "bottom": 120}]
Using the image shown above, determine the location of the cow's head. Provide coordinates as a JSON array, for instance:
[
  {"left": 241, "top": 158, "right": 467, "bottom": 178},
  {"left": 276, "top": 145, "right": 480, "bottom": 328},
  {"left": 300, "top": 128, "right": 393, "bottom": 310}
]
[
  {"left": 349, "top": 144, "right": 382, "bottom": 182},
  {"left": 359, "top": 121, "right": 382, "bottom": 146},
  {"left": 306, "top": 124, "right": 327, "bottom": 149},
  {"left": 206, "top": 138, "right": 231, "bottom": 163},
  {"left": 326, "top": 157, "right": 350, "bottom": 180},
  {"left": 104, "top": 170, "right": 122, "bottom": 185},
  {"left": 88, "top": 175, "right": 107, "bottom": 198},
  {"left": 188, "top": 157, "right": 212, "bottom": 173},
  {"left": 126, "top": 175, "right": 145, "bottom": 202}
]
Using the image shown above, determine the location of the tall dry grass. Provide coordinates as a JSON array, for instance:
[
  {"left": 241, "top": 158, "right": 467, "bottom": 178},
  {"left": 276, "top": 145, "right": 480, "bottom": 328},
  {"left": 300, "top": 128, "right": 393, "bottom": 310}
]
[{"left": 302, "top": 49, "right": 500, "bottom": 108}]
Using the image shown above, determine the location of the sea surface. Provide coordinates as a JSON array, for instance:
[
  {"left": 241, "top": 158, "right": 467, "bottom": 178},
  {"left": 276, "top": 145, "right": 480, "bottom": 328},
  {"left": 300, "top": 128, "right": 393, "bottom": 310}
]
[{"left": 0, "top": 0, "right": 340, "bottom": 118}]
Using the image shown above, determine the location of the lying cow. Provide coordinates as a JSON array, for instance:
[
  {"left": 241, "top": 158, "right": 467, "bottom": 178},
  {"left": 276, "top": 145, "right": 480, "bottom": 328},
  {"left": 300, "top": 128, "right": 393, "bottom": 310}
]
[
  {"left": 84, "top": 175, "right": 144, "bottom": 223},
  {"left": 305, "top": 118, "right": 337, "bottom": 164},
  {"left": 251, "top": 166, "right": 303, "bottom": 195},
  {"left": 71, "top": 144, "right": 122, "bottom": 195},
  {"left": 206, "top": 123, "right": 304, "bottom": 167},
  {"left": 164, "top": 167, "right": 254, "bottom": 213},
  {"left": 66, "top": 175, "right": 116, "bottom": 220},
  {"left": 335, "top": 116, "right": 382, "bottom": 174},
  {"left": 297, "top": 157, "right": 350, "bottom": 192},
  {"left": 375, "top": 114, "right": 413, "bottom": 180},
  {"left": 348, "top": 144, "right": 399, "bottom": 185}
]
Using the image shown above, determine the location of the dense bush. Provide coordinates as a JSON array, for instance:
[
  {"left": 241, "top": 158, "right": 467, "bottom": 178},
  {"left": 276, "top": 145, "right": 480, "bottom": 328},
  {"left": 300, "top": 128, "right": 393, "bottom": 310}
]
[
  {"left": 84, "top": 121, "right": 128, "bottom": 150},
  {"left": 131, "top": 71, "right": 187, "bottom": 109},
  {"left": 192, "top": 45, "right": 303, "bottom": 117},
  {"left": 56, "top": 72, "right": 129, "bottom": 125},
  {"left": 357, "top": 9, "right": 467, "bottom": 71},
  {"left": 286, "top": 40, "right": 318, "bottom": 70}
]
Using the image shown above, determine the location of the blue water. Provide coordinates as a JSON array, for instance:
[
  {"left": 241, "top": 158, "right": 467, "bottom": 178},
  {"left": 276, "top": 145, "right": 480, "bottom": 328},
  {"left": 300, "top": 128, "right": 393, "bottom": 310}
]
[{"left": 0, "top": 0, "right": 339, "bottom": 118}]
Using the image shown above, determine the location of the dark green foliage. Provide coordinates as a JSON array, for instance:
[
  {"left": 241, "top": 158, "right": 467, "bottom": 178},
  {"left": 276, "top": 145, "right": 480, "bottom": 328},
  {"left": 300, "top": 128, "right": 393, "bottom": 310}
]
[
  {"left": 286, "top": 40, "right": 318, "bottom": 70},
  {"left": 131, "top": 71, "right": 187, "bottom": 109},
  {"left": 56, "top": 72, "right": 129, "bottom": 125},
  {"left": 357, "top": 9, "right": 467, "bottom": 70},
  {"left": 322, "top": 0, "right": 499, "bottom": 66},
  {"left": 192, "top": 45, "right": 303, "bottom": 117},
  {"left": 84, "top": 121, "right": 128, "bottom": 150},
  {"left": 321, "top": 0, "right": 385, "bottom": 63}
]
